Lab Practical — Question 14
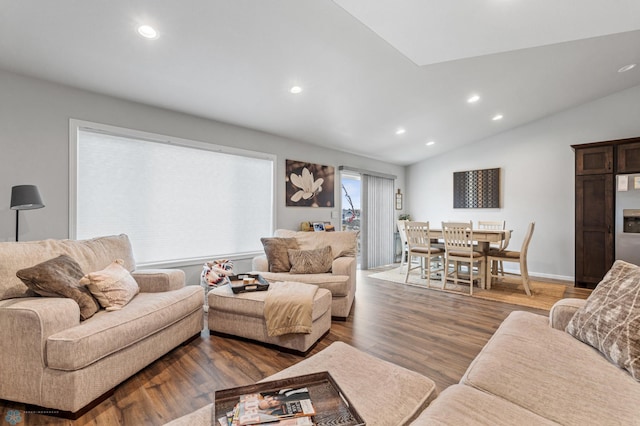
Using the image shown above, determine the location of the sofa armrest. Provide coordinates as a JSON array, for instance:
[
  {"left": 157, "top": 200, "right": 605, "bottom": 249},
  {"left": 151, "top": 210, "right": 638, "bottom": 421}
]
[
  {"left": 549, "top": 298, "right": 586, "bottom": 330},
  {"left": 131, "top": 269, "right": 185, "bottom": 292},
  {"left": 332, "top": 256, "right": 355, "bottom": 276},
  {"left": 252, "top": 255, "right": 269, "bottom": 272},
  {"left": 0, "top": 298, "right": 79, "bottom": 404}
]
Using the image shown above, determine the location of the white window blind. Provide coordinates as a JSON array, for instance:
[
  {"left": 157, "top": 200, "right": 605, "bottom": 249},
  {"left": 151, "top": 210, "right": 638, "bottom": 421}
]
[
  {"left": 361, "top": 174, "right": 395, "bottom": 269},
  {"left": 72, "top": 122, "right": 274, "bottom": 265}
]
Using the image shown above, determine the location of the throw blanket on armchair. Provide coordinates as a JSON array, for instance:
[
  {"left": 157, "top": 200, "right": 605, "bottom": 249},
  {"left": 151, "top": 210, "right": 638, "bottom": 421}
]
[{"left": 264, "top": 281, "right": 318, "bottom": 336}]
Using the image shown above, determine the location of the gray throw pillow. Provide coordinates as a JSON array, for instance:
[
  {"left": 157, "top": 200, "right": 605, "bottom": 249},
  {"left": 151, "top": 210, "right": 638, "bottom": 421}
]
[
  {"left": 566, "top": 260, "right": 640, "bottom": 381},
  {"left": 288, "top": 246, "right": 333, "bottom": 274},
  {"left": 261, "top": 237, "right": 299, "bottom": 272},
  {"left": 16, "top": 254, "right": 100, "bottom": 320}
]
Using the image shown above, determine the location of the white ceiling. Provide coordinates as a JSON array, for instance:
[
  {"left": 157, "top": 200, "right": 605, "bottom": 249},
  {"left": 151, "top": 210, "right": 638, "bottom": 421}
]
[{"left": 1, "top": 1, "right": 639, "bottom": 165}]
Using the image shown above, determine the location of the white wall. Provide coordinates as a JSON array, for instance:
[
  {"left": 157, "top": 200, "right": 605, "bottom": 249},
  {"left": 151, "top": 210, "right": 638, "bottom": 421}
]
[
  {"left": 406, "top": 84, "right": 640, "bottom": 281},
  {"left": 0, "top": 69, "right": 405, "bottom": 283}
]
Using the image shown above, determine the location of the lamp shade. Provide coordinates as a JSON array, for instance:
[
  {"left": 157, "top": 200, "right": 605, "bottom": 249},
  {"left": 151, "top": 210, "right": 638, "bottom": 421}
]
[{"left": 10, "top": 185, "right": 45, "bottom": 210}]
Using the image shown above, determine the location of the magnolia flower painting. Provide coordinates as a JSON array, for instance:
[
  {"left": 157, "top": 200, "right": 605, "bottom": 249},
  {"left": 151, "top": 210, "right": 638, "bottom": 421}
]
[{"left": 285, "top": 160, "right": 335, "bottom": 207}]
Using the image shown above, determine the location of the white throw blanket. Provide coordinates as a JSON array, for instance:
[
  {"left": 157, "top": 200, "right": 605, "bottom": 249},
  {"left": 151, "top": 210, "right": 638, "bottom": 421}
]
[{"left": 264, "top": 281, "right": 318, "bottom": 337}]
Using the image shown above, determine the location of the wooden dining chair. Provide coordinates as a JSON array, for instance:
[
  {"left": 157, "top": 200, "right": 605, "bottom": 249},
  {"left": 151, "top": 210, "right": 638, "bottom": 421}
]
[
  {"left": 486, "top": 222, "right": 535, "bottom": 296},
  {"left": 404, "top": 221, "right": 444, "bottom": 288},
  {"left": 397, "top": 220, "right": 410, "bottom": 273},
  {"left": 441, "top": 221, "right": 485, "bottom": 295},
  {"left": 478, "top": 220, "right": 509, "bottom": 276}
]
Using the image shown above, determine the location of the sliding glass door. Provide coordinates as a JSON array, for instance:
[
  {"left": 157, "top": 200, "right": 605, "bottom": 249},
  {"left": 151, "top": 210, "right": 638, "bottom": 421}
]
[{"left": 340, "top": 167, "right": 395, "bottom": 269}]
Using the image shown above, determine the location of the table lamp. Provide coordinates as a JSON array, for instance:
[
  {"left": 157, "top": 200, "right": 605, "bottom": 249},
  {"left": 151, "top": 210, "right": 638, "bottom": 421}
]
[{"left": 10, "top": 185, "right": 45, "bottom": 241}]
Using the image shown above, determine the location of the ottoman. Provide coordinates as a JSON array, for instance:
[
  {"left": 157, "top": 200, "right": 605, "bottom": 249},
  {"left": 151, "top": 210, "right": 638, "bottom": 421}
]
[
  {"left": 207, "top": 283, "right": 331, "bottom": 354},
  {"left": 164, "top": 341, "right": 437, "bottom": 426}
]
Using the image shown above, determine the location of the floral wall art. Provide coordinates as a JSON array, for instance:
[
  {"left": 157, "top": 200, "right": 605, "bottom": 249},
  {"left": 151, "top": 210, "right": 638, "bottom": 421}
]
[{"left": 285, "top": 159, "right": 335, "bottom": 207}]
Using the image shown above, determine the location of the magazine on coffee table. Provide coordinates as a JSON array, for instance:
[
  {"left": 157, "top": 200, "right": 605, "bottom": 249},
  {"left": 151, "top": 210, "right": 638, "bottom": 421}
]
[{"left": 236, "top": 387, "right": 316, "bottom": 425}]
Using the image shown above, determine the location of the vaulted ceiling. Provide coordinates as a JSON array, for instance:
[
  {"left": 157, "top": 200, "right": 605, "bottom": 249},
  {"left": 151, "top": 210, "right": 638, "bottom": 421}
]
[{"left": 1, "top": 1, "right": 639, "bottom": 165}]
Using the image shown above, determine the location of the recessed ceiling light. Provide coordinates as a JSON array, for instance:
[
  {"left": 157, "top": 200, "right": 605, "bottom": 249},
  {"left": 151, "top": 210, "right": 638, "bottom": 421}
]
[
  {"left": 290, "top": 86, "right": 303, "bottom": 94},
  {"left": 137, "top": 25, "right": 158, "bottom": 39},
  {"left": 618, "top": 64, "right": 637, "bottom": 73},
  {"left": 425, "top": 141, "right": 435, "bottom": 146},
  {"left": 492, "top": 114, "right": 503, "bottom": 121},
  {"left": 467, "top": 94, "right": 480, "bottom": 103},
  {"left": 395, "top": 128, "right": 406, "bottom": 135}
]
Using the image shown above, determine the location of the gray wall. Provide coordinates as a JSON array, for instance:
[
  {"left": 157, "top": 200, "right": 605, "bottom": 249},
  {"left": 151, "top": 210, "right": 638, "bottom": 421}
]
[
  {"left": 406, "top": 84, "right": 640, "bottom": 281},
  {"left": 0, "top": 69, "right": 405, "bottom": 283}
]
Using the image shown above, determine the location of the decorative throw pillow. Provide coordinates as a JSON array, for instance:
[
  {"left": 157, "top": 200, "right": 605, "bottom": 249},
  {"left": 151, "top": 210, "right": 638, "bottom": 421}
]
[
  {"left": 261, "top": 237, "right": 300, "bottom": 272},
  {"left": 80, "top": 259, "right": 140, "bottom": 311},
  {"left": 288, "top": 246, "right": 333, "bottom": 274},
  {"left": 16, "top": 254, "right": 100, "bottom": 320},
  {"left": 566, "top": 260, "right": 640, "bottom": 381}
]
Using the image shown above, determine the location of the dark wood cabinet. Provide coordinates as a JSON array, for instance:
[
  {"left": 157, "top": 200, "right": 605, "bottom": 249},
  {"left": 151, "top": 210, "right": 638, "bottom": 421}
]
[
  {"left": 575, "top": 145, "right": 613, "bottom": 175},
  {"left": 573, "top": 136, "right": 640, "bottom": 288},
  {"left": 617, "top": 141, "right": 640, "bottom": 173},
  {"left": 575, "top": 174, "right": 613, "bottom": 287}
]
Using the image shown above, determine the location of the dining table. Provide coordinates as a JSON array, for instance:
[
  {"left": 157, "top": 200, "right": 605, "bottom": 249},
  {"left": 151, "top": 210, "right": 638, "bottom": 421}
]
[{"left": 426, "top": 228, "right": 512, "bottom": 289}]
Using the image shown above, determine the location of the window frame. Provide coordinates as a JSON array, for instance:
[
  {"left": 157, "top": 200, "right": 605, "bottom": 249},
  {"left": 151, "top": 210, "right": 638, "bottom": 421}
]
[{"left": 69, "top": 119, "right": 276, "bottom": 268}]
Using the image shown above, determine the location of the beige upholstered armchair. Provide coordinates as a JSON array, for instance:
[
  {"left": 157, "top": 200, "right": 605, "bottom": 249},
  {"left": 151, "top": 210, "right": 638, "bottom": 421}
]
[{"left": 251, "top": 229, "right": 357, "bottom": 319}]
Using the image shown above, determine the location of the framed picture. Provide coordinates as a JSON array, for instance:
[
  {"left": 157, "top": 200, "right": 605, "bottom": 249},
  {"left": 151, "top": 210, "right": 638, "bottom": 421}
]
[
  {"left": 395, "top": 189, "right": 403, "bottom": 210},
  {"left": 453, "top": 168, "right": 500, "bottom": 208},
  {"left": 313, "top": 222, "right": 325, "bottom": 232},
  {"left": 286, "top": 160, "right": 335, "bottom": 207}
]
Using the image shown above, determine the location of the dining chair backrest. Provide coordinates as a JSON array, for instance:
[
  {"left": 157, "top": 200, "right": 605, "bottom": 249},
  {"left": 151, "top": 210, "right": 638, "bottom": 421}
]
[
  {"left": 478, "top": 220, "right": 508, "bottom": 250},
  {"left": 404, "top": 221, "right": 431, "bottom": 249},
  {"left": 397, "top": 220, "right": 409, "bottom": 247},
  {"left": 477, "top": 220, "right": 505, "bottom": 231},
  {"left": 441, "top": 221, "right": 474, "bottom": 253},
  {"left": 520, "top": 222, "right": 536, "bottom": 258}
]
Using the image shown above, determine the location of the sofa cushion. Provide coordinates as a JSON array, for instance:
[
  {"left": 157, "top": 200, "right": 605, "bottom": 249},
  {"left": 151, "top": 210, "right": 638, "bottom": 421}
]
[
  {"left": 80, "top": 259, "right": 140, "bottom": 311},
  {"left": 16, "top": 254, "right": 100, "bottom": 320},
  {"left": 46, "top": 285, "right": 203, "bottom": 371},
  {"left": 566, "top": 260, "right": 640, "bottom": 381},
  {"left": 0, "top": 234, "right": 135, "bottom": 301},
  {"left": 462, "top": 311, "right": 640, "bottom": 425},
  {"left": 288, "top": 246, "right": 332, "bottom": 274},
  {"left": 260, "top": 237, "right": 299, "bottom": 272},
  {"left": 258, "top": 271, "right": 350, "bottom": 297},
  {"left": 410, "top": 384, "right": 559, "bottom": 426}
]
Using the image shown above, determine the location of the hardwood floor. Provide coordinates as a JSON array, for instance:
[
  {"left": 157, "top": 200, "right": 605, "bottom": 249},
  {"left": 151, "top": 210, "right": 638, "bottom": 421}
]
[{"left": 1, "top": 268, "right": 591, "bottom": 425}]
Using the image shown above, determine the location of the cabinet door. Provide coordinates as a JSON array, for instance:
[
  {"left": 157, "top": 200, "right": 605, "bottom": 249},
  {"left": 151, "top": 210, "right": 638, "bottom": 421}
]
[
  {"left": 617, "top": 141, "right": 640, "bottom": 174},
  {"left": 575, "top": 146, "right": 613, "bottom": 175},
  {"left": 575, "top": 174, "right": 614, "bottom": 288}
]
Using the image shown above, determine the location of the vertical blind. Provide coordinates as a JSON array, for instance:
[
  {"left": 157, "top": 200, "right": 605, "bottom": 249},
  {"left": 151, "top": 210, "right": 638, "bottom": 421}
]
[
  {"left": 362, "top": 174, "right": 395, "bottom": 269},
  {"left": 74, "top": 125, "right": 274, "bottom": 265}
]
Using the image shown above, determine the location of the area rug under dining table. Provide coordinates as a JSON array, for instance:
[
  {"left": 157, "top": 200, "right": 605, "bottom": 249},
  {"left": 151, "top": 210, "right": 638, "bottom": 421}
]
[{"left": 369, "top": 267, "right": 567, "bottom": 311}]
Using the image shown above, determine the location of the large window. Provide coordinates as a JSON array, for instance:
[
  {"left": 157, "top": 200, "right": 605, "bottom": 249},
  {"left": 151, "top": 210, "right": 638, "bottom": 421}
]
[{"left": 70, "top": 120, "right": 274, "bottom": 266}]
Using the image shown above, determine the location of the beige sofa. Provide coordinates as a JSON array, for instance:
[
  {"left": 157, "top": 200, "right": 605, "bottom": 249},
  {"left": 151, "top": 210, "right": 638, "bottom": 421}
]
[
  {"left": 411, "top": 300, "right": 640, "bottom": 425},
  {"left": 0, "top": 234, "right": 204, "bottom": 416},
  {"left": 168, "top": 297, "right": 640, "bottom": 425},
  {"left": 251, "top": 229, "right": 357, "bottom": 319}
]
